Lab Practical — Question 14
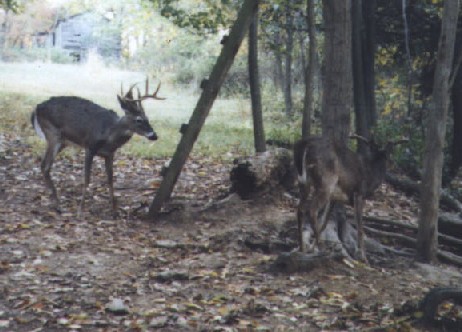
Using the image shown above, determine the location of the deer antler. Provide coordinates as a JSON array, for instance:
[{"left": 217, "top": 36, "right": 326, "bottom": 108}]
[
  {"left": 119, "top": 83, "right": 138, "bottom": 101},
  {"left": 349, "top": 134, "right": 370, "bottom": 144},
  {"left": 119, "top": 78, "right": 166, "bottom": 102},
  {"left": 388, "top": 138, "right": 409, "bottom": 146}
]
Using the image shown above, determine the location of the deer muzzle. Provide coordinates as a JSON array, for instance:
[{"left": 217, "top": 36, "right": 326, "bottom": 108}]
[{"left": 146, "top": 131, "right": 158, "bottom": 141}]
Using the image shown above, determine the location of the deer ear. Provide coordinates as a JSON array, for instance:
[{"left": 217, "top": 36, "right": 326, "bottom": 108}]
[{"left": 117, "top": 95, "right": 129, "bottom": 112}]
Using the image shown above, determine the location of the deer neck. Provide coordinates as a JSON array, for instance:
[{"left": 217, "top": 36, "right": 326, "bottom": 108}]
[
  {"left": 362, "top": 155, "right": 387, "bottom": 195},
  {"left": 98, "top": 116, "right": 134, "bottom": 155}
]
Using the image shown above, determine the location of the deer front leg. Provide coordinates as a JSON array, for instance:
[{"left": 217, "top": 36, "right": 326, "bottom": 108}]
[
  {"left": 354, "top": 193, "right": 367, "bottom": 263},
  {"left": 104, "top": 155, "right": 117, "bottom": 213},
  {"left": 79, "top": 149, "right": 95, "bottom": 216}
]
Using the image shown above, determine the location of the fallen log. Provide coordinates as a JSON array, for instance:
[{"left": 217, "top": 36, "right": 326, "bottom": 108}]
[
  {"left": 230, "top": 148, "right": 295, "bottom": 199},
  {"left": 386, "top": 173, "right": 462, "bottom": 213},
  {"left": 419, "top": 287, "right": 462, "bottom": 329},
  {"left": 362, "top": 214, "right": 462, "bottom": 250}
]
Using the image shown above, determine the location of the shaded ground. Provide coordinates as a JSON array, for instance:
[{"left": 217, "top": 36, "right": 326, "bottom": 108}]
[{"left": 1, "top": 131, "right": 462, "bottom": 331}]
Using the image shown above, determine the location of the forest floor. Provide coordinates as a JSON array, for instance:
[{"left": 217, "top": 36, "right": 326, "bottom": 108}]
[{"left": 1, "top": 130, "right": 462, "bottom": 332}]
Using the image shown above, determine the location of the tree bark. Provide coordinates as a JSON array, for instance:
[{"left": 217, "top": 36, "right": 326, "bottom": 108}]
[
  {"left": 273, "top": 31, "right": 284, "bottom": 92},
  {"left": 417, "top": 0, "right": 460, "bottom": 262},
  {"left": 321, "top": 0, "right": 353, "bottom": 141},
  {"left": 0, "top": 8, "right": 10, "bottom": 59},
  {"left": 248, "top": 8, "right": 266, "bottom": 153},
  {"left": 352, "top": 0, "right": 377, "bottom": 146},
  {"left": 449, "top": 66, "right": 462, "bottom": 181},
  {"left": 302, "top": 0, "right": 318, "bottom": 139},
  {"left": 284, "top": 3, "right": 294, "bottom": 117}
]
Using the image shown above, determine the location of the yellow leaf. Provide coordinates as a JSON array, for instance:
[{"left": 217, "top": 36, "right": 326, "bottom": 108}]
[
  {"left": 242, "top": 267, "right": 255, "bottom": 274},
  {"left": 185, "top": 303, "right": 204, "bottom": 311}
]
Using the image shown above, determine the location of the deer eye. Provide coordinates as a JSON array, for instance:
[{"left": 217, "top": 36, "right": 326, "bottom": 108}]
[{"left": 135, "top": 117, "right": 144, "bottom": 124}]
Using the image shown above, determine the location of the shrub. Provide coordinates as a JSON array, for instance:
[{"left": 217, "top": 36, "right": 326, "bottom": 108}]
[{"left": 1, "top": 47, "right": 74, "bottom": 64}]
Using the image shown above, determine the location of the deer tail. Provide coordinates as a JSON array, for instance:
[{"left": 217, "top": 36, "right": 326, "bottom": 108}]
[{"left": 31, "top": 109, "right": 45, "bottom": 140}]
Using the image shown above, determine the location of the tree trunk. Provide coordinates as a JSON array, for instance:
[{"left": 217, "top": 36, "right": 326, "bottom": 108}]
[
  {"left": 321, "top": 0, "right": 353, "bottom": 141},
  {"left": 302, "top": 0, "right": 318, "bottom": 139},
  {"left": 0, "top": 9, "right": 10, "bottom": 59},
  {"left": 449, "top": 66, "right": 462, "bottom": 181},
  {"left": 352, "top": 0, "right": 377, "bottom": 145},
  {"left": 417, "top": 0, "right": 459, "bottom": 263},
  {"left": 273, "top": 31, "right": 284, "bottom": 92},
  {"left": 248, "top": 9, "right": 266, "bottom": 153},
  {"left": 289, "top": 1, "right": 356, "bottom": 262},
  {"left": 284, "top": 4, "right": 294, "bottom": 117}
]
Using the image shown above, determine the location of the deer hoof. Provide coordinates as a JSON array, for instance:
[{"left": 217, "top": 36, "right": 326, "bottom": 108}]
[{"left": 358, "top": 252, "right": 369, "bottom": 264}]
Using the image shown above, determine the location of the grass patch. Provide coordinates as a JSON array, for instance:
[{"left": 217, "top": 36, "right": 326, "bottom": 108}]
[{"left": 0, "top": 62, "right": 255, "bottom": 160}]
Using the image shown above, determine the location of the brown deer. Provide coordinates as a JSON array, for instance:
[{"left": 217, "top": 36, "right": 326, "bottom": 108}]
[
  {"left": 294, "top": 135, "right": 406, "bottom": 262},
  {"left": 31, "top": 79, "right": 165, "bottom": 214}
]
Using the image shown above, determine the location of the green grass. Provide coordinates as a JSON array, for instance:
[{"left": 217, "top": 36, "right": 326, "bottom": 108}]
[{"left": 0, "top": 62, "right": 255, "bottom": 159}]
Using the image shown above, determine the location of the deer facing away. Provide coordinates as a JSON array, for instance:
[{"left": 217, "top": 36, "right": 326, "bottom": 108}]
[
  {"left": 31, "top": 79, "right": 164, "bottom": 214},
  {"left": 294, "top": 135, "right": 406, "bottom": 262}
]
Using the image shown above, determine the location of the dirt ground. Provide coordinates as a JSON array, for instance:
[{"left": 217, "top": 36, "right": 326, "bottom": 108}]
[{"left": 1, "top": 131, "right": 462, "bottom": 331}]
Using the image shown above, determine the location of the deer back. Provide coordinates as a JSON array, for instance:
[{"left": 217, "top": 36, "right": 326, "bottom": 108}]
[
  {"left": 36, "top": 97, "right": 122, "bottom": 149},
  {"left": 295, "top": 136, "right": 390, "bottom": 204},
  {"left": 335, "top": 139, "right": 388, "bottom": 199},
  {"left": 295, "top": 137, "right": 340, "bottom": 187}
]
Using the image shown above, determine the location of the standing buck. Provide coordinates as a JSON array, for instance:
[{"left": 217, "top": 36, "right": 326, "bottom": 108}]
[
  {"left": 294, "top": 135, "right": 406, "bottom": 262},
  {"left": 31, "top": 79, "right": 165, "bottom": 214}
]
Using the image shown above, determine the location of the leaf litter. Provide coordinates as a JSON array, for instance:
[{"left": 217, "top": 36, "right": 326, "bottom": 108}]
[{"left": 0, "top": 131, "right": 460, "bottom": 331}]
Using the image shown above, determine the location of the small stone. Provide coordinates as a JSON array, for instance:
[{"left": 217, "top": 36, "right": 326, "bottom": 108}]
[
  {"left": 105, "top": 298, "right": 129, "bottom": 315},
  {"left": 155, "top": 270, "right": 189, "bottom": 282},
  {"left": 149, "top": 316, "right": 169, "bottom": 328}
]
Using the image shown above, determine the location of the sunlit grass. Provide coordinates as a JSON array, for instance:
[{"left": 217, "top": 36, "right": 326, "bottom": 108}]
[{"left": 0, "top": 62, "right": 254, "bottom": 159}]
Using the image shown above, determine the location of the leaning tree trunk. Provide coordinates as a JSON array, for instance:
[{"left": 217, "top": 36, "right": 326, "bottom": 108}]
[
  {"left": 148, "top": 0, "right": 259, "bottom": 218},
  {"left": 417, "top": 0, "right": 459, "bottom": 263}
]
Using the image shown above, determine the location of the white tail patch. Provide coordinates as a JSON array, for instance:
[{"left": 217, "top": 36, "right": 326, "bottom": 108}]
[
  {"left": 33, "top": 112, "right": 46, "bottom": 140},
  {"left": 297, "top": 148, "right": 308, "bottom": 184}
]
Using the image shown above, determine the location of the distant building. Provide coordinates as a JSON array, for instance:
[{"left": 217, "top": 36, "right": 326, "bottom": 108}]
[{"left": 48, "top": 12, "right": 121, "bottom": 62}]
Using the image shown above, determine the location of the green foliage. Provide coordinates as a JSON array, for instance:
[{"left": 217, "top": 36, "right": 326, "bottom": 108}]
[
  {"left": 220, "top": 55, "right": 249, "bottom": 97},
  {"left": 0, "top": 0, "right": 21, "bottom": 12},
  {"left": 152, "top": 0, "right": 239, "bottom": 33},
  {"left": 373, "top": 117, "right": 423, "bottom": 176},
  {"left": 130, "top": 32, "right": 219, "bottom": 85},
  {"left": 0, "top": 92, "right": 39, "bottom": 135}
]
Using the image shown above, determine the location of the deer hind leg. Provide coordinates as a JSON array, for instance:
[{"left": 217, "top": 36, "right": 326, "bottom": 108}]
[
  {"left": 297, "top": 182, "right": 311, "bottom": 252},
  {"left": 308, "top": 190, "right": 330, "bottom": 250},
  {"left": 309, "top": 175, "right": 337, "bottom": 250},
  {"left": 104, "top": 155, "right": 117, "bottom": 213},
  {"left": 79, "top": 149, "right": 95, "bottom": 216},
  {"left": 354, "top": 193, "right": 368, "bottom": 263},
  {"left": 41, "top": 136, "right": 63, "bottom": 211}
]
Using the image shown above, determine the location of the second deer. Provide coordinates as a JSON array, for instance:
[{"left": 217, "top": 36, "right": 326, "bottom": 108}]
[
  {"left": 31, "top": 78, "right": 165, "bottom": 215},
  {"left": 294, "top": 135, "right": 406, "bottom": 262}
]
